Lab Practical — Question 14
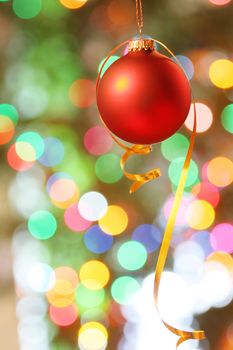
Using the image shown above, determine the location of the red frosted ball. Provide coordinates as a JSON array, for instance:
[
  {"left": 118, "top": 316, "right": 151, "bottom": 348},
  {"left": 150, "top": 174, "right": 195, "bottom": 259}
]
[{"left": 97, "top": 49, "right": 191, "bottom": 145}]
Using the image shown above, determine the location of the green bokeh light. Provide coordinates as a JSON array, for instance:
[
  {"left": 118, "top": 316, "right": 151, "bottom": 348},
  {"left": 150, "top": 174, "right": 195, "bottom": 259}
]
[
  {"left": 98, "top": 56, "right": 120, "bottom": 78},
  {"left": 111, "top": 276, "right": 140, "bottom": 305},
  {"left": 28, "top": 210, "right": 57, "bottom": 240},
  {"left": 75, "top": 284, "right": 105, "bottom": 310},
  {"left": 221, "top": 104, "right": 233, "bottom": 134},
  {"left": 17, "top": 131, "right": 45, "bottom": 159},
  {"left": 168, "top": 157, "right": 199, "bottom": 187},
  {"left": 0, "top": 104, "right": 19, "bottom": 125},
  {"left": 117, "top": 241, "right": 147, "bottom": 271},
  {"left": 95, "top": 153, "right": 123, "bottom": 184},
  {"left": 161, "top": 133, "right": 189, "bottom": 161},
  {"left": 13, "top": 0, "right": 42, "bottom": 19}
]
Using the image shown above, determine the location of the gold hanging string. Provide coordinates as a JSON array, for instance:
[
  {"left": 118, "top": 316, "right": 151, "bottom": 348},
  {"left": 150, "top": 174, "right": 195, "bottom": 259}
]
[
  {"left": 136, "top": 0, "right": 144, "bottom": 34},
  {"left": 96, "top": 41, "right": 162, "bottom": 194}
]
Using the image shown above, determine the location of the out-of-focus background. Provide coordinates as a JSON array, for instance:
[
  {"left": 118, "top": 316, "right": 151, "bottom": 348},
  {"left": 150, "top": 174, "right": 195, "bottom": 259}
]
[{"left": 0, "top": 0, "right": 233, "bottom": 349}]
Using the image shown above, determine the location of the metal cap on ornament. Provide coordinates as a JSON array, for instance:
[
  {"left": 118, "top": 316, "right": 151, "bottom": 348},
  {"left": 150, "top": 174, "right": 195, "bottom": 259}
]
[{"left": 128, "top": 39, "right": 154, "bottom": 52}]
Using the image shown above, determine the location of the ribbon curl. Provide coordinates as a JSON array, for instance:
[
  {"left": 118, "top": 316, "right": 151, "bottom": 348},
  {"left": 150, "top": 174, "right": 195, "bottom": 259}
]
[{"left": 96, "top": 38, "right": 206, "bottom": 349}]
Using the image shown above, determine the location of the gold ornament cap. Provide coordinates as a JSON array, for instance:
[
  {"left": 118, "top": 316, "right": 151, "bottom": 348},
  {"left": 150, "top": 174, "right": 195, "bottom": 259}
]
[{"left": 128, "top": 39, "right": 154, "bottom": 52}]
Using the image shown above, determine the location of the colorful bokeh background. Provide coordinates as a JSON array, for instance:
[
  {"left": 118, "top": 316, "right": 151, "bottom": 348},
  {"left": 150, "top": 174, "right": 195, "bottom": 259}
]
[{"left": 0, "top": 0, "right": 233, "bottom": 349}]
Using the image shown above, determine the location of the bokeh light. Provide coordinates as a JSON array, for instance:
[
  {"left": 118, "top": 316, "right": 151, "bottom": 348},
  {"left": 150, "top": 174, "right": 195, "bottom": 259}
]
[
  {"left": 95, "top": 153, "right": 123, "bottom": 184},
  {"left": 117, "top": 241, "right": 147, "bottom": 271},
  {"left": 75, "top": 283, "right": 105, "bottom": 310},
  {"left": 98, "top": 56, "right": 120, "bottom": 78},
  {"left": 174, "top": 55, "right": 194, "bottom": 80},
  {"left": 69, "top": 79, "right": 96, "bottom": 108},
  {"left": 49, "top": 304, "right": 78, "bottom": 327},
  {"left": 161, "top": 133, "right": 189, "bottom": 162},
  {"left": 132, "top": 224, "right": 162, "bottom": 253},
  {"left": 99, "top": 205, "right": 128, "bottom": 236},
  {"left": 0, "top": 116, "right": 15, "bottom": 145},
  {"left": 191, "top": 231, "right": 213, "bottom": 257},
  {"left": 16, "top": 131, "right": 45, "bottom": 162},
  {"left": 84, "top": 225, "right": 114, "bottom": 254},
  {"left": 209, "top": 59, "right": 233, "bottom": 89},
  {"left": 168, "top": 157, "right": 199, "bottom": 187},
  {"left": 78, "top": 191, "right": 108, "bottom": 221},
  {"left": 79, "top": 260, "right": 110, "bottom": 290},
  {"left": 186, "top": 200, "right": 215, "bottom": 230},
  {"left": 64, "top": 204, "right": 92, "bottom": 232},
  {"left": 221, "top": 104, "right": 233, "bottom": 134},
  {"left": 59, "top": 0, "right": 88, "bottom": 10},
  {"left": 47, "top": 280, "right": 75, "bottom": 308},
  {"left": 201, "top": 260, "right": 233, "bottom": 308},
  {"left": 28, "top": 210, "right": 57, "bottom": 240},
  {"left": 84, "top": 126, "right": 113, "bottom": 156},
  {"left": 209, "top": 0, "right": 232, "bottom": 6},
  {"left": 13, "top": 0, "right": 42, "bottom": 19},
  {"left": 185, "top": 103, "right": 213, "bottom": 133},
  {"left": 78, "top": 322, "right": 108, "bottom": 350},
  {"left": 55, "top": 266, "right": 79, "bottom": 288},
  {"left": 207, "top": 251, "right": 233, "bottom": 273},
  {"left": 163, "top": 195, "right": 192, "bottom": 226},
  {"left": 210, "top": 223, "right": 233, "bottom": 253},
  {"left": 47, "top": 172, "right": 79, "bottom": 208},
  {"left": 7, "top": 144, "right": 34, "bottom": 172},
  {"left": 15, "top": 86, "right": 48, "bottom": 120},
  {"left": 27, "top": 263, "right": 55, "bottom": 293},
  {"left": 191, "top": 181, "right": 220, "bottom": 207},
  {"left": 0, "top": 104, "right": 19, "bottom": 125},
  {"left": 207, "top": 157, "right": 233, "bottom": 187},
  {"left": 173, "top": 241, "right": 205, "bottom": 283},
  {"left": 111, "top": 276, "right": 140, "bottom": 305},
  {"left": 47, "top": 266, "right": 78, "bottom": 308},
  {"left": 38, "top": 137, "right": 65, "bottom": 167}
]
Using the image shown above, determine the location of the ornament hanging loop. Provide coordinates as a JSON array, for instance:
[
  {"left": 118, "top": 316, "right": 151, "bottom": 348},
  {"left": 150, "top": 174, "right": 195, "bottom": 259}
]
[{"left": 136, "top": 0, "right": 144, "bottom": 35}]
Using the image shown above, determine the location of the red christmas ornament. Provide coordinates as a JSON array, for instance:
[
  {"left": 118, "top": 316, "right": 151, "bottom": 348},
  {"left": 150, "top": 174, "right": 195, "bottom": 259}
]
[{"left": 97, "top": 39, "right": 191, "bottom": 145}]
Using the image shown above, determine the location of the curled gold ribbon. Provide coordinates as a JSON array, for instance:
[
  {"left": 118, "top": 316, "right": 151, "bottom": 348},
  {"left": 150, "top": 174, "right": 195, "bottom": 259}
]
[{"left": 96, "top": 38, "right": 206, "bottom": 348}]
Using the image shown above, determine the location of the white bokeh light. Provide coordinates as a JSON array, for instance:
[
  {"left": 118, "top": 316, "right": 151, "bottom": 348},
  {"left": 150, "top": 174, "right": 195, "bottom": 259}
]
[{"left": 78, "top": 191, "right": 108, "bottom": 221}]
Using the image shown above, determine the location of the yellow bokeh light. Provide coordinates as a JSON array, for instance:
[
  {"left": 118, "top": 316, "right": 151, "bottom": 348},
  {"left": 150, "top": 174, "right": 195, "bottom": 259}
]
[
  {"left": 54, "top": 280, "right": 74, "bottom": 295},
  {"left": 99, "top": 205, "right": 128, "bottom": 236},
  {"left": 0, "top": 116, "right": 15, "bottom": 145},
  {"left": 47, "top": 278, "right": 76, "bottom": 308},
  {"left": 209, "top": 59, "right": 233, "bottom": 89},
  {"left": 46, "top": 266, "right": 79, "bottom": 308},
  {"left": 0, "top": 115, "right": 14, "bottom": 133},
  {"left": 186, "top": 200, "right": 215, "bottom": 230},
  {"left": 15, "top": 141, "right": 36, "bottom": 162},
  {"left": 79, "top": 261, "right": 110, "bottom": 290},
  {"left": 59, "top": 0, "right": 88, "bottom": 10},
  {"left": 78, "top": 322, "right": 108, "bottom": 350},
  {"left": 55, "top": 266, "right": 79, "bottom": 288},
  {"left": 207, "top": 157, "right": 233, "bottom": 187},
  {"left": 207, "top": 252, "right": 233, "bottom": 273}
]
